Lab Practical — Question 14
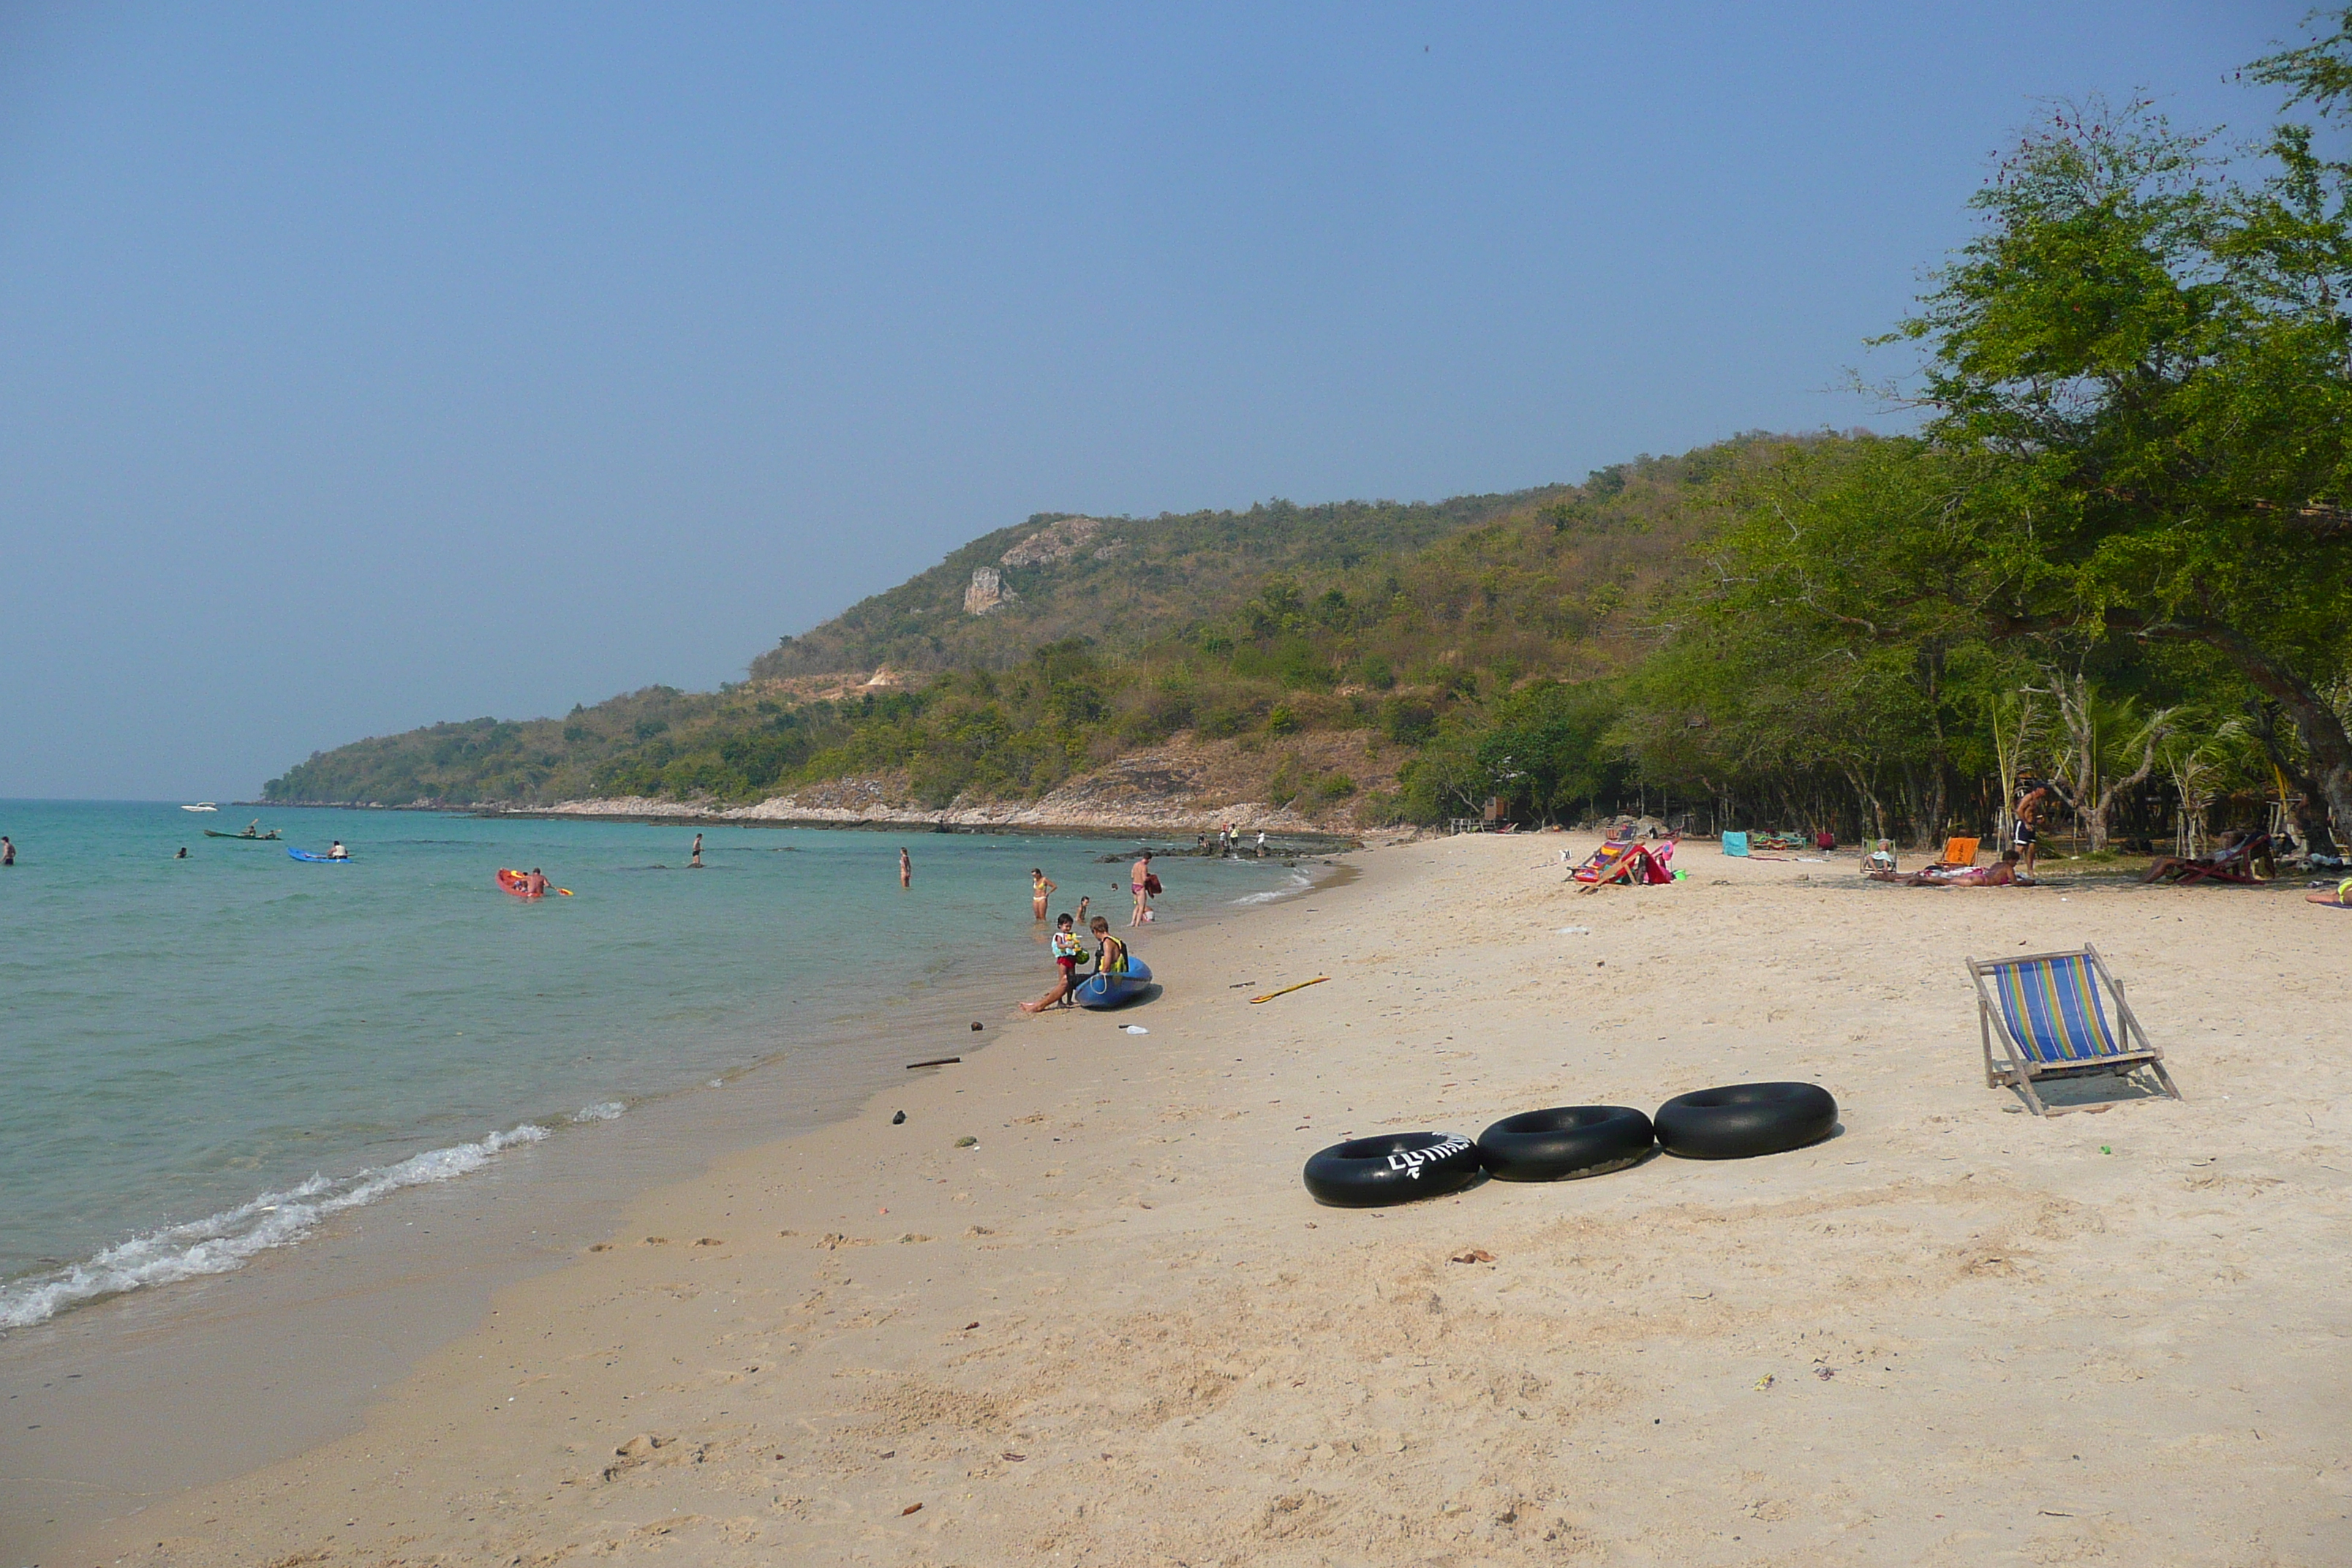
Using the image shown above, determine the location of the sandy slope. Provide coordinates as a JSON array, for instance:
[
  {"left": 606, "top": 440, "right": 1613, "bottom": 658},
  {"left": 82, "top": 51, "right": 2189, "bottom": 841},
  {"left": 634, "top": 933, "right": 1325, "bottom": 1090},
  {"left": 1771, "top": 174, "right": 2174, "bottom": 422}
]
[{"left": 69, "top": 835, "right": 2352, "bottom": 1567}]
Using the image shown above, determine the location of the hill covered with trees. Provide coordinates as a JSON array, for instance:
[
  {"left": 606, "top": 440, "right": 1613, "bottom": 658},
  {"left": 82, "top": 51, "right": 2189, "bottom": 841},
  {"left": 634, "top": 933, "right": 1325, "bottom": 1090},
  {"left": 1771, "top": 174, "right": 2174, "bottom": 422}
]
[{"left": 271, "top": 17, "right": 2352, "bottom": 856}]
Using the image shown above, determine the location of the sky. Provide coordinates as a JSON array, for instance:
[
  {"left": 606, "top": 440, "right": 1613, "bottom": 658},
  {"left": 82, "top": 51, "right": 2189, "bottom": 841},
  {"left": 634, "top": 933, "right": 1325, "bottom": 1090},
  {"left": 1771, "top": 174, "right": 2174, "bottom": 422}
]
[{"left": 0, "top": 1, "right": 2314, "bottom": 799}]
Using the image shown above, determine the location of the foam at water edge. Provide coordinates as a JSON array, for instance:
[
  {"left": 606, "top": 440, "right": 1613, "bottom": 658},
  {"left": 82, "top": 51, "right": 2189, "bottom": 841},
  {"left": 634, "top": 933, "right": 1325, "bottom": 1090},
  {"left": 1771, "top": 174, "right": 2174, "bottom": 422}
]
[
  {"left": 570, "top": 1101, "right": 625, "bottom": 1123},
  {"left": 1229, "top": 870, "right": 1316, "bottom": 906},
  {"left": 0, "top": 1123, "right": 551, "bottom": 1330}
]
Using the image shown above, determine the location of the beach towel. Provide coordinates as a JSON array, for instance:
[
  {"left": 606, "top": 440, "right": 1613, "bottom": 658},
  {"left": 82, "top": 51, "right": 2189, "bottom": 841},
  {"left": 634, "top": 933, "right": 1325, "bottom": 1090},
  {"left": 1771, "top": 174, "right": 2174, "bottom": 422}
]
[{"left": 1721, "top": 832, "right": 1749, "bottom": 857}]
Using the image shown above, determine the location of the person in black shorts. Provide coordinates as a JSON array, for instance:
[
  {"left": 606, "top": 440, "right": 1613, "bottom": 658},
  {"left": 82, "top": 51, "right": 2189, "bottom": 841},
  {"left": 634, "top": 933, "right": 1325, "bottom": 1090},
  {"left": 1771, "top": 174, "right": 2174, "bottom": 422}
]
[{"left": 2013, "top": 777, "right": 2051, "bottom": 878}]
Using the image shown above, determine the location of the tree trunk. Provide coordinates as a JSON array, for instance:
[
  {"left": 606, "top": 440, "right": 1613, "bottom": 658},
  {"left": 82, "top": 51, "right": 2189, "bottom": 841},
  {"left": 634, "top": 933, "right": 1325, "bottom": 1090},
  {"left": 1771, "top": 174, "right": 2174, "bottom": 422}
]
[
  {"left": 2149, "top": 620, "right": 2352, "bottom": 851},
  {"left": 2246, "top": 699, "right": 2342, "bottom": 856}
]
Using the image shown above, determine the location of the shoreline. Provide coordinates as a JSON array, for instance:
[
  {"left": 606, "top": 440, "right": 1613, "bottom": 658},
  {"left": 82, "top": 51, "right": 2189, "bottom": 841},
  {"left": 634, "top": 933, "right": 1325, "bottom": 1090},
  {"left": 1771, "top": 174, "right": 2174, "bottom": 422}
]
[
  {"left": 42, "top": 836, "right": 2352, "bottom": 1565},
  {"left": 0, "top": 851, "right": 1344, "bottom": 1558},
  {"left": 249, "top": 795, "right": 1371, "bottom": 846}
]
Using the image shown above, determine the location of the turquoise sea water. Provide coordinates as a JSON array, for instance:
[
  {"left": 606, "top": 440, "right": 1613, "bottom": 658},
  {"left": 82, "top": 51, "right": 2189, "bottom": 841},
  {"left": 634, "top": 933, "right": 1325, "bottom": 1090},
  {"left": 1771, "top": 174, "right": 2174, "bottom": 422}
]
[{"left": 0, "top": 802, "right": 1303, "bottom": 1328}]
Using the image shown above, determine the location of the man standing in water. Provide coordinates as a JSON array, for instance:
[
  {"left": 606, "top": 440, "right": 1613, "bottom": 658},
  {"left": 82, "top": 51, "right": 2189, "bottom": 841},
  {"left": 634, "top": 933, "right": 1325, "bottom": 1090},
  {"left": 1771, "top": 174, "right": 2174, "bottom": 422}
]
[
  {"left": 1129, "top": 850, "right": 1155, "bottom": 927},
  {"left": 900, "top": 847, "right": 912, "bottom": 889},
  {"left": 690, "top": 832, "right": 704, "bottom": 868},
  {"left": 1, "top": 835, "right": 13, "bottom": 866},
  {"left": 523, "top": 867, "right": 549, "bottom": 897}
]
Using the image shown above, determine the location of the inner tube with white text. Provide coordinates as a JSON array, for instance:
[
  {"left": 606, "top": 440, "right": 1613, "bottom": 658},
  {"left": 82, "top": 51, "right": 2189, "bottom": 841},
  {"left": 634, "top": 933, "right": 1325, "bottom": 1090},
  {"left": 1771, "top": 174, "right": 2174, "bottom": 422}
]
[{"left": 1302, "top": 1132, "right": 1480, "bottom": 1207}]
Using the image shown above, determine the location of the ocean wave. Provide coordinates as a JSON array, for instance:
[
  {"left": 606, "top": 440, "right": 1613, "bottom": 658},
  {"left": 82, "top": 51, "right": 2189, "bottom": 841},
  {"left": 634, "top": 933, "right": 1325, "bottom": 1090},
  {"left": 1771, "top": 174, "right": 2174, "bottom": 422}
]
[
  {"left": 0, "top": 1123, "right": 550, "bottom": 1330},
  {"left": 1230, "top": 871, "right": 1316, "bottom": 906},
  {"left": 570, "top": 1101, "right": 625, "bottom": 1122}
]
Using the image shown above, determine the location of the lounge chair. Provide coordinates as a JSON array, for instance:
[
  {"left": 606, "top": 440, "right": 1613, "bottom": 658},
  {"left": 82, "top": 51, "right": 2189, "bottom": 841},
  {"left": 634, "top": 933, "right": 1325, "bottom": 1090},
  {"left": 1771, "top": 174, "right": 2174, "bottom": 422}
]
[
  {"left": 2140, "top": 832, "right": 2274, "bottom": 886},
  {"left": 1966, "top": 944, "right": 2180, "bottom": 1116},
  {"left": 1576, "top": 843, "right": 1674, "bottom": 891},
  {"left": 1929, "top": 836, "right": 1980, "bottom": 870}
]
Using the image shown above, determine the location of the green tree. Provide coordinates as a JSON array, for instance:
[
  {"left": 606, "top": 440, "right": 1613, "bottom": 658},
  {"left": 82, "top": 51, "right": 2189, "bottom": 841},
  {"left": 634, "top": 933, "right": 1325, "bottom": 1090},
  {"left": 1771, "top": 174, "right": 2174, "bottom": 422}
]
[{"left": 1883, "top": 75, "right": 2352, "bottom": 838}]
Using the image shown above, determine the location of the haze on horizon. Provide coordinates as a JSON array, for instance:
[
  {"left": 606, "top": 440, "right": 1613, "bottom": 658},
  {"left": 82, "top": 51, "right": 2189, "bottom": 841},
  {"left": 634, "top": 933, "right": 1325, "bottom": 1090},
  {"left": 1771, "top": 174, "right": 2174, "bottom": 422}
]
[{"left": 0, "top": 2, "right": 2303, "bottom": 799}]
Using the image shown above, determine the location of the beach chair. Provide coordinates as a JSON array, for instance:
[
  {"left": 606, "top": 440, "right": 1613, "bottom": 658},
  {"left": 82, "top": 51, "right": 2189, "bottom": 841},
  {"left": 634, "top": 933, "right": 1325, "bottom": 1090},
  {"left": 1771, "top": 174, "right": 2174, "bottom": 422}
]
[
  {"left": 1966, "top": 945, "right": 2180, "bottom": 1116},
  {"left": 1577, "top": 842, "right": 1674, "bottom": 892},
  {"left": 2141, "top": 832, "right": 2274, "bottom": 886},
  {"left": 1930, "top": 836, "right": 1980, "bottom": 870}
]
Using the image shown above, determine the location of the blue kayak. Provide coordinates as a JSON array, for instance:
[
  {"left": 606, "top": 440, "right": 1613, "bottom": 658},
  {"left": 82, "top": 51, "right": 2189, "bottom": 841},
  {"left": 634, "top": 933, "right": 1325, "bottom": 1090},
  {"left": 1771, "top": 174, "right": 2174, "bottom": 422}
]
[
  {"left": 287, "top": 848, "right": 352, "bottom": 863},
  {"left": 1075, "top": 957, "right": 1153, "bottom": 1009}
]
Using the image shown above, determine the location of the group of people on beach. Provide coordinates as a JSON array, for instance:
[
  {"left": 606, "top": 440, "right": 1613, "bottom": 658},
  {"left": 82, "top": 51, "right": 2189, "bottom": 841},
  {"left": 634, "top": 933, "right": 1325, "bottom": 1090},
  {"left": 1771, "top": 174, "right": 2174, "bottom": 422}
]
[
  {"left": 1019, "top": 910, "right": 1131, "bottom": 1012},
  {"left": 1016, "top": 848, "right": 1164, "bottom": 1011}
]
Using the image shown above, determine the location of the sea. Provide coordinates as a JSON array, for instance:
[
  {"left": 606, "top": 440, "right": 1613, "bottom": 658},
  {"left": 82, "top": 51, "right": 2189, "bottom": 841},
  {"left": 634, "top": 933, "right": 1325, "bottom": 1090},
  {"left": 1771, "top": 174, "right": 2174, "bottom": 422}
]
[{"left": 0, "top": 800, "right": 1313, "bottom": 1332}]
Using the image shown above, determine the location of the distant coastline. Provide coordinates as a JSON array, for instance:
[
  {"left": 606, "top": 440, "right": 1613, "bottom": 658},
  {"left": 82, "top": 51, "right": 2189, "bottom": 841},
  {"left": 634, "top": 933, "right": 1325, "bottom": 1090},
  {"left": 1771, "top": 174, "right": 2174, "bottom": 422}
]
[{"left": 248, "top": 795, "right": 1366, "bottom": 848}]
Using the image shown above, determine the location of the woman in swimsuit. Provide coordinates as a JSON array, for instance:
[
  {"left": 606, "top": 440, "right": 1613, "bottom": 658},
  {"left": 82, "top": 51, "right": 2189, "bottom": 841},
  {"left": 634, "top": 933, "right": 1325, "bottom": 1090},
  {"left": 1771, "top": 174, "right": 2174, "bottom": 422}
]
[{"left": 1030, "top": 868, "right": 1056, "bottom": 920}]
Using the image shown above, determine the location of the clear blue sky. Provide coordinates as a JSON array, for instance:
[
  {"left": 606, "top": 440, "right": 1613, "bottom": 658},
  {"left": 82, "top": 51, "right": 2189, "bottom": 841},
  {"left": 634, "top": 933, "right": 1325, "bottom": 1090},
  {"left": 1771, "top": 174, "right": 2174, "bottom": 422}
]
[{"left": 0, "top": 2, "right": 2308, "bottom": 799}]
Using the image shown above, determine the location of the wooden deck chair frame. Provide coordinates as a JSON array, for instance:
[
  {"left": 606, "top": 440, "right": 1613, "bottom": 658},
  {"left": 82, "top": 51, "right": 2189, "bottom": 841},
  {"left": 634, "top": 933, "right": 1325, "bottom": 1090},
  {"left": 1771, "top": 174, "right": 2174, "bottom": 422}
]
[{"left": 1966, "top": 943, "right": 2181, "bottom": 1116}]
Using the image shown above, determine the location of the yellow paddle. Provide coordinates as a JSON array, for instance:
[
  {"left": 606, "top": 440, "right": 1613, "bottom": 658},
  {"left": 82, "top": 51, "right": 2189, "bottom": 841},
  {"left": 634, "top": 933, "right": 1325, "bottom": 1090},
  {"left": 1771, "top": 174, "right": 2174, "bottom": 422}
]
[{"left": 1249, "top": 976, "right": 1330, "bottom": 1005}]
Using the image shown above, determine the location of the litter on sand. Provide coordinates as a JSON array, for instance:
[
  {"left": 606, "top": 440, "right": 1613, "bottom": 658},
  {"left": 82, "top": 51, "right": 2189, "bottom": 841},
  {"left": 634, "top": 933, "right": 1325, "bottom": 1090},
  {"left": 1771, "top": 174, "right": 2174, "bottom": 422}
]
[
  {"left": 1556, "top": 926, "right": 1591, "bottom": 935},
  {"left": 905, "top": 1056, "right": 962, "bottom": 1069},
  {"left": 1250, "top": 976, "right": 1331, "bottom": 1004},
  {"left": 1121, "top": 1025, "right": 1150, "bottom": 1034}
]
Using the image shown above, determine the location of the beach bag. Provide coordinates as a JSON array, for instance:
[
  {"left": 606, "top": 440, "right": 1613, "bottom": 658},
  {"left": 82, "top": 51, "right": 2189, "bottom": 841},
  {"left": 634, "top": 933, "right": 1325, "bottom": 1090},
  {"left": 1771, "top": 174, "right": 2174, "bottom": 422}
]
[{"left": 1144, "top": 872, "right": 1162, "bottom": 897}]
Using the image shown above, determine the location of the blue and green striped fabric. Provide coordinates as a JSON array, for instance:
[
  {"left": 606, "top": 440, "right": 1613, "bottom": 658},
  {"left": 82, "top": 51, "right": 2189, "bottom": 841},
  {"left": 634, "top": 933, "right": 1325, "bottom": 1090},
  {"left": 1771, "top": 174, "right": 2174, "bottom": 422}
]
[{"left": 1991, "top": 954, "right": 2122, "bottom": 1064}]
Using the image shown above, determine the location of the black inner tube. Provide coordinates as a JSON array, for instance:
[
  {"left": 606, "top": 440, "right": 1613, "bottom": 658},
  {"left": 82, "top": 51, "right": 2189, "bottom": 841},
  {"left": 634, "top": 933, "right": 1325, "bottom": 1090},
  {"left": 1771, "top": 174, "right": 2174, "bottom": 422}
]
[
  {"left": 1654, "top": 1082, "right": 1838, "bottom": 1159},
  {"left": 1302, "top": 1131, "right": 1480, "bottom": 1207},
  {"left": 1476, "top": 1105, "right": 1655, "bottom": 1181}
]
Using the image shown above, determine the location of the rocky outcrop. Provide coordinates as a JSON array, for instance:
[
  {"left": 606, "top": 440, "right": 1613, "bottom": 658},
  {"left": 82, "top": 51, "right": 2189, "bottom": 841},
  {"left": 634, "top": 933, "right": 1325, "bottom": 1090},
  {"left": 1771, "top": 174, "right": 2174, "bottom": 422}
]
[
  {"left": 998, "top": 516, "right": 1104, "bottom": 568},
  {"left": 964, "top": 568, "right": 1013, "bottom": 615}
]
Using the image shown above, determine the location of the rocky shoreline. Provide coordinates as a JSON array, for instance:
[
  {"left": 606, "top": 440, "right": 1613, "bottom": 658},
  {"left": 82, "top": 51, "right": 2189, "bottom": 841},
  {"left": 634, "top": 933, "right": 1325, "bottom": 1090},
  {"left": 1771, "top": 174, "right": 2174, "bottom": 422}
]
[{"left": 259, "top": 741, "right": 1395, "bottom": 845}]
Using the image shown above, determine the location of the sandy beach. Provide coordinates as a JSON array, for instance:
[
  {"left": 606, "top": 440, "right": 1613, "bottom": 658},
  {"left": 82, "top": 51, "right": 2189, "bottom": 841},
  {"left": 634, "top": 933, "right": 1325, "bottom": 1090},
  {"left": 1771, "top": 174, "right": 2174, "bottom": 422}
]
[{"left": 51, "top": 834, "right": 2352, "bottom": 1566}]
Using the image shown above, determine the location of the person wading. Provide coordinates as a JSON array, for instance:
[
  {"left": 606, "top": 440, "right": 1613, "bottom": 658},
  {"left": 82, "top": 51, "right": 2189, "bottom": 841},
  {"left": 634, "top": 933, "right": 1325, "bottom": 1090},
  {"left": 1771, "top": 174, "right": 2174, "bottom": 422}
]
[{"left": 1130, "top": 851, "right": 1157, "bottom": 927}]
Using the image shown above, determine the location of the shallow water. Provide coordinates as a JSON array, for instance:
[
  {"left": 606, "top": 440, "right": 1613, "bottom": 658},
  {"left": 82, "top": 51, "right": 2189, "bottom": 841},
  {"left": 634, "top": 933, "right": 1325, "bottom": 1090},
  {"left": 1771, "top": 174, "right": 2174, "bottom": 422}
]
[{"left": 0, "top": 802, "right": 1294, "bottom": 1327}]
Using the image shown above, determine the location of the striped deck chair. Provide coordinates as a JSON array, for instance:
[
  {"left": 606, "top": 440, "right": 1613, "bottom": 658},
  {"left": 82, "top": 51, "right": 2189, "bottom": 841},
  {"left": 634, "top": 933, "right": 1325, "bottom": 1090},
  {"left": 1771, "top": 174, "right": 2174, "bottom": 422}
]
[{"left": 1966, "top": 944, "right": 2180, "bottom": 1116}]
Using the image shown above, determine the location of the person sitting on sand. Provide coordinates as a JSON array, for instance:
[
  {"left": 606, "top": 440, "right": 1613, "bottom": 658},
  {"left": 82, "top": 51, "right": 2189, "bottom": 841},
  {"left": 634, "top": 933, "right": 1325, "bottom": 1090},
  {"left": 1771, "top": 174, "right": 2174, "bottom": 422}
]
[
  {"left": 2139, "top": 828, "right": 2269, "bottom": 884},
  {"left": 1030, "top": 868, "right": 1056, "bottom": 920},
  {"left": 1021, "top": 915, "right": 1085, "bottom": 1012},
  {"left": 1870, "top": 848, "right": 2029, "bottom": 887},
  {"left": 1089, "top": 915, "right": 1128, "bottom": 975}
]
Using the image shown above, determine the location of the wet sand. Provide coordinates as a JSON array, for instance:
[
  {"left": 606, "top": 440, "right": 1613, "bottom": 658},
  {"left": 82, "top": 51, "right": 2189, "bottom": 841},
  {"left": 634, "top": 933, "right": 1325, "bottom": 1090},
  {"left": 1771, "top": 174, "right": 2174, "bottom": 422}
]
[{"left": 45, "top": 834, "right": 2352, "bottom": 1566}]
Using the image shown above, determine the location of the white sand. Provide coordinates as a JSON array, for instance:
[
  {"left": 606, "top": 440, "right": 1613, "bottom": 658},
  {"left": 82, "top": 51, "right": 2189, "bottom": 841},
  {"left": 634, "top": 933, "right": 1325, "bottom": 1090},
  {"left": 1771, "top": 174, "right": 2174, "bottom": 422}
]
[{"left": 68, "top": 836, "right": 2352, "bottom": 1565}]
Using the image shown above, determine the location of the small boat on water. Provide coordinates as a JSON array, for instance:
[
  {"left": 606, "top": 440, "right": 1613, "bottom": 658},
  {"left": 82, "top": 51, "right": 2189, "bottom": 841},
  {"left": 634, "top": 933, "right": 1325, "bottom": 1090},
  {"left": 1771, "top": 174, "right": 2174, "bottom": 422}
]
[
  {"left": 203, "top": 827, "right": 282, "bottom": 840},
  {"left": 1075, "top": 957, "right": 1153, "bottom": 1009},
  {"left": 181, "top": 802, "right": 219, "bottom": 813},
  {"left": 495, "top": 867, "right": 573, "bottom": 897},
  {"left": 287, "top": 848, "right": 350, "bottom": 863}
]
